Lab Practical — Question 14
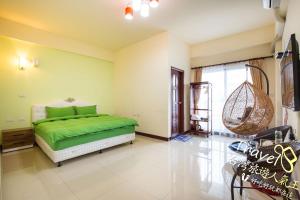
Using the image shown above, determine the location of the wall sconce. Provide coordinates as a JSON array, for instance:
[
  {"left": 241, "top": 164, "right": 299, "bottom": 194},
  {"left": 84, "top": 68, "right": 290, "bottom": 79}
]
[{"left": 17, "top": 56, "right": 38, "bottom": 70}]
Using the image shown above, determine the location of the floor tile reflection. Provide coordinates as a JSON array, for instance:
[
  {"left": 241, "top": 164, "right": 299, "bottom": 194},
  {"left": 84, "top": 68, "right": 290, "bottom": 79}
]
[{"left": 2, "top": 135, "right": 241, "bottom": 200}]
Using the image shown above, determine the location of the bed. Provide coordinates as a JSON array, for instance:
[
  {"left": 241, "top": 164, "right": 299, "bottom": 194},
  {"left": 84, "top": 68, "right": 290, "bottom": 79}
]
[{"left": 32, "top": 100, "right": 137, "bottom": 166}]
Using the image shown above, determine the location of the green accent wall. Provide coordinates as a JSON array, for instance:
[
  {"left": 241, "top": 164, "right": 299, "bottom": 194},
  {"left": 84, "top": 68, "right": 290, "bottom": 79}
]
[{"left": 0, "top": 36, "right": 114, "bottom": 143}]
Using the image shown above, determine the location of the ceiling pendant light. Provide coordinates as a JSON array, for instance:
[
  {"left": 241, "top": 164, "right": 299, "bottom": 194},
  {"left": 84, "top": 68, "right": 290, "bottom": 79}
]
[
  {"left": 124, "top": 5, "right": 133, "bottom": 20},
  {"left": 140, "top": 1, "right": 150, "bottom": 17},
  {"left": 149, "top": 0, "right": 159, "bottom": 8},
  {"left": 124, "top": 0, "right": 159, "bottom": 20},
  {"left": 132, "top": 0, "right": 142, "bottom": 11}
]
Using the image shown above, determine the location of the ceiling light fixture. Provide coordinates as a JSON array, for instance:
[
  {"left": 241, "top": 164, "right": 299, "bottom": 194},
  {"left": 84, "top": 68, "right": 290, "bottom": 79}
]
[
  {"left": 125, "top": 5, "right": 134, "bottom": 20},
  {"left": 124, "top": 0, "right": 159, "bottom": 20},
  {"left": 140, "top": 1, "right": 150, "bottom": 17},
  {"left": 132, "top": 0, "right": 142, "bottom": 11},
  {"left": 149, "top": 0, "right": 159, "bottom": 8}
]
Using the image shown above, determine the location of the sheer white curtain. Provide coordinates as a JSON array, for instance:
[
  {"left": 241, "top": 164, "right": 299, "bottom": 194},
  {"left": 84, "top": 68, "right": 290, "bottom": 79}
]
[{"left": 201, "top": 62, "right": 252, "bottom": 133}]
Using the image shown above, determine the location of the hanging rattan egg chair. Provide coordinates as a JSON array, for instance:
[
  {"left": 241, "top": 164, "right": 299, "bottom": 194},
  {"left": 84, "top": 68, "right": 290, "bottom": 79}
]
[{"left": 222, "top": 80, "right": 274, "bottom": 136}]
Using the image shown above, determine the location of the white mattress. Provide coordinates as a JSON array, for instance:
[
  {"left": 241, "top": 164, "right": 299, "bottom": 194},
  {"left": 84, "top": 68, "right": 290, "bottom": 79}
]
[{"left": 35, "top": 133, "right": 135, "bottom": 163}]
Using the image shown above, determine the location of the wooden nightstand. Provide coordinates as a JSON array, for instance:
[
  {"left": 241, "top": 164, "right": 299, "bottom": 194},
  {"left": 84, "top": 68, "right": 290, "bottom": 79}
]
[{"left": 2, "top": 127, "right": 34, "bottom": 153}]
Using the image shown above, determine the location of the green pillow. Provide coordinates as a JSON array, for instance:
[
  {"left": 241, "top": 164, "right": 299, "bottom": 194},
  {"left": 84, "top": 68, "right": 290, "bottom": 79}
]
[
  {"left": 75, "top": 105, "right": 97, "bottom": 115},
  {"left": 46, "top": 106, "right": 76, "bottom": 118}
]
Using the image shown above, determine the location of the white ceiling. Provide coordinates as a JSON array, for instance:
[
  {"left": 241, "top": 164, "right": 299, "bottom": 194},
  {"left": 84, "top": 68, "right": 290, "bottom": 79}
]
[{"left": 0, "top": 0, "right": 276, "bottom": 51}]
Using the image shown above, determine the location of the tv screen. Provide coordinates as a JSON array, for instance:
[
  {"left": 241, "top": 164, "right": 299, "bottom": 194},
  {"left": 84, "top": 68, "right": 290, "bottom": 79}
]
[{"left": 281, "top": 34, "right": 300, "bottom": 111}]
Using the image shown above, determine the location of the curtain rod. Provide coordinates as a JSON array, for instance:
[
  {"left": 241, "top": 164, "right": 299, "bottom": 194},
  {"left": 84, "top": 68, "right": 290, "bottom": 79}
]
[{"left": 191, "top": 55, "right": 274, "bottom": 69}]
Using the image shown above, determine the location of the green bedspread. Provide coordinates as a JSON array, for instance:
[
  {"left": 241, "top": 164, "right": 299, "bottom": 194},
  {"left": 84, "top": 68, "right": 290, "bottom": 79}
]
[{"left": 33, "top": 114, "right": 138, "bottom": 150}]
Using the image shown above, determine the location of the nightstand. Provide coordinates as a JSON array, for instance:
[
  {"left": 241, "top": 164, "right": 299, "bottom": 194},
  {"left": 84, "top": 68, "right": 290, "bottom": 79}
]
[{"left": 2, "top": 127, "right": 34, "bottom": 153}]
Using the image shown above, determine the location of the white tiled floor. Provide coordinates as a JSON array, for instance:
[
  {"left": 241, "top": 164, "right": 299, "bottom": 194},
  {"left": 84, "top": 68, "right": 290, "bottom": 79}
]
[{"left": 2, "top": 135, "right": 242, "bottom": 200}]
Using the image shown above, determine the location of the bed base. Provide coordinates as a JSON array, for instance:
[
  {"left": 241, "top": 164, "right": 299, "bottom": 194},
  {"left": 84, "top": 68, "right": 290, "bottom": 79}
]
[{"left": 35, "top": 133, "right": 135, "bottom": 167}]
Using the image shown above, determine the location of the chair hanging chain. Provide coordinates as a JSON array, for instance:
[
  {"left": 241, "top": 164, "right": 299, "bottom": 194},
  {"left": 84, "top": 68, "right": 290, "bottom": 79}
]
[
  {"left": 245, "top": 67, "right": 249, "bottom": 81},
  {"left": 245, "top": 64, "right": 270, "bottom": 96}
]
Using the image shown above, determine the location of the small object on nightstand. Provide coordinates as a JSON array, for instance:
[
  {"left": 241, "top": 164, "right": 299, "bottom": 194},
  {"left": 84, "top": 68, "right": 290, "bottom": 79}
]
[{"left": 2, "top": 127, "right": 34, "bottom": 153}]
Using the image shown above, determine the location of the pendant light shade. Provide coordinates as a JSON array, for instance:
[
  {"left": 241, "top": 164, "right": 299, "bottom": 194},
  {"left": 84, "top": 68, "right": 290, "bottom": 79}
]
[
  {"left": 132, "top": 0, "right": 142, "bottom": 11},
  {"left": 123, "top": 0, "right": 160, "bottom": 20},
  {"left": 149, "top": 0, "right": 159, "bottom": 8},
  {"left": 140, "top": 2, "right": 150, "bottom": 17},
  {"left": 125, "top": 5, "right": 133, "bottom": 20}
]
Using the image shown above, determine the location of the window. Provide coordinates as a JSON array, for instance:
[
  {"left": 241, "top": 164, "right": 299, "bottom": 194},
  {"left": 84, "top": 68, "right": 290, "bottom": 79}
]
[{"left": 201, "top": 62, "right": 252, "bottom": 132}]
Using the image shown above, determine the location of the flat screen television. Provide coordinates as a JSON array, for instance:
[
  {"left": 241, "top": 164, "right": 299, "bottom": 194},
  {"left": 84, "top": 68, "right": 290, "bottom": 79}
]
[{"left": 281, "top": 34, "right": 300, "bottom": 111}]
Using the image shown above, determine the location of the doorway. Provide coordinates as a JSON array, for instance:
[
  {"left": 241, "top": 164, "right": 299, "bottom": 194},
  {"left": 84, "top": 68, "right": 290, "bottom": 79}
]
[{"left": 171, "top": 67, "right": 184, "bottom": 138}]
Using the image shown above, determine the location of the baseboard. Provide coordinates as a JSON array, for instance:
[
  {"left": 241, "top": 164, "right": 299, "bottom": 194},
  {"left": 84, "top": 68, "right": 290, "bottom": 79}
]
[{"left": 136, "top": 132, "right": 170, "bottom": 141}]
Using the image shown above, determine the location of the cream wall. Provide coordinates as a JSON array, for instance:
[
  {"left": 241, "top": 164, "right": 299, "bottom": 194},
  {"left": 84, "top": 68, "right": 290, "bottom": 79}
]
[
  {"left": 0, "top": 18, "right": 113, "bottom": 62},
  {"left": 191, "top": 24, "right": 275, "bottom": 67},
  {"left": 191, "top": 43, "right": 273, "bottom": 67},
  {"left": 274, "top": 40, "right": 283, "bottom": 127},
  {"left": 281, "top": 0, "right": 300, "bottom": 138},
  {"left": 114, "top": 32, "right": 190, "bottom": 138},
  {"left": 0, "top": 36, "right": 114, "bottom": 142},
  {"left": 114, "top": 33, "right": 170, "bottom": 138},
  {"left": 168, "top": 34, "right": 191, "bottom": 134}
]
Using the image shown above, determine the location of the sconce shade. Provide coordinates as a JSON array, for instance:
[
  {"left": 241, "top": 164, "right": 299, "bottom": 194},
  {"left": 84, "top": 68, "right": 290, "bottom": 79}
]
[
  {"left": 18, "top": 56, "right": 29, "bottom": 70},
  {"left": 17, "top": 56, "right": 38, "bottom": 70}
]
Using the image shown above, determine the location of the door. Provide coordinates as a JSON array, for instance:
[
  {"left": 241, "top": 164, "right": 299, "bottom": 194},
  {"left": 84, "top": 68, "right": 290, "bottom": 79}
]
[{"left": 171, "top": 67, "right": 184, "bottom": 137}]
